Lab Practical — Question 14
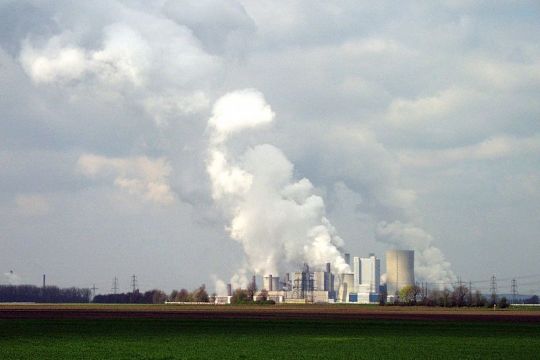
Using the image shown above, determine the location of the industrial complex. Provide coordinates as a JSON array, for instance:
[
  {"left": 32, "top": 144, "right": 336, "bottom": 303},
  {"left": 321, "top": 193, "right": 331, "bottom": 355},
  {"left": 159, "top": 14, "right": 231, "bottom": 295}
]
[{"left": 216, "top": 250, "right": 415, "bottom": 304}]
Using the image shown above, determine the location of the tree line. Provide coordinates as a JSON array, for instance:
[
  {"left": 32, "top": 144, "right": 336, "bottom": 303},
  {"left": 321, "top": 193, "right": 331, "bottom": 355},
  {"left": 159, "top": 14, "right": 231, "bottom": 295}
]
[
  {"left": 380, "top": 284, "right": 539, "bottom": 308},
  {"left": 0, "top": 285, "right": 90, "bottom": 303},
  {"left": 93, "top": 284, "right": 210, "bottom": 304}
]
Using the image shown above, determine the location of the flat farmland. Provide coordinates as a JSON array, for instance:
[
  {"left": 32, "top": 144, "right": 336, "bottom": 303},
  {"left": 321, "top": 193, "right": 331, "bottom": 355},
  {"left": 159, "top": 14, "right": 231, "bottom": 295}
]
[
  {"left": 1, "top": 304, "right": 539, "bottom": 359},
  {"left": 1, "top": 303, "right": 539, "bottom": 322}
]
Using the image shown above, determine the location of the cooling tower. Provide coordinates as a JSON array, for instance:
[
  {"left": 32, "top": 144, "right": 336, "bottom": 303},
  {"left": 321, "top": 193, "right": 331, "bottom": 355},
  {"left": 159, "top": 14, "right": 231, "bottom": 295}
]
[{"left": 386, "top": 250, "right": 414, "bottom": 296}]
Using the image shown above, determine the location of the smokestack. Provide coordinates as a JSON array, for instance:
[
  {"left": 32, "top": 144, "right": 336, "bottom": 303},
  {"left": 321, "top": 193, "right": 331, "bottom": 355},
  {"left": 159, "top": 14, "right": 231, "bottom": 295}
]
[
  {"left": 326, "top": 262, "right": 331, "bottom": 273},
  {"left": 345, "top": 253, "right": 350, "bottom": 266},
  {"left": 42, "top": 274, "right": 46, "bottom": 288},
  {"left": 252, "top": 275, "right": 256, "bottom": 289},
  {"left": 226, "top": 283, "right": 232, "bottom": 296},
  {"left": 269, "top": 274, "right": 273, "bottom": 291}
]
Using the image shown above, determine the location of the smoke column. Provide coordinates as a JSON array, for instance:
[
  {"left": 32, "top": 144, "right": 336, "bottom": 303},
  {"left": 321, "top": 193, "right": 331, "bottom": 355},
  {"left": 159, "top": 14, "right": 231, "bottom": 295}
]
[
  {"left": 376, "top": 221, "right": 456, "bottom": 287},
  {"left": 207, "top": 89, "right": 350, "bottom": 288}
]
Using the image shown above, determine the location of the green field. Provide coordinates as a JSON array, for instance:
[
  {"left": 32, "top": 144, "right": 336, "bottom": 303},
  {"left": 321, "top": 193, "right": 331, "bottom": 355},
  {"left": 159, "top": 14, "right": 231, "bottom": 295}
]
[{"left": 1, "top": 318, "right": 539, "bottom": 359}]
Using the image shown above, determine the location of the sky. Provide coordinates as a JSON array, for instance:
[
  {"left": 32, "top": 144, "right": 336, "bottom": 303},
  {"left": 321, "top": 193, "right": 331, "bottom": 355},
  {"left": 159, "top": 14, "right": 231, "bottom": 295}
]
[{"left": 1, "top": 0, "right": 539, "bottom": 295}]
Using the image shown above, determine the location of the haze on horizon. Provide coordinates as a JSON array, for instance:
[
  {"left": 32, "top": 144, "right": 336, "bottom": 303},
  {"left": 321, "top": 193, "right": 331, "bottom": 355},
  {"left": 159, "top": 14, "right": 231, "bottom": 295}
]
[{"left": 1, "top": 1, "right": 539, "bottom": 295}]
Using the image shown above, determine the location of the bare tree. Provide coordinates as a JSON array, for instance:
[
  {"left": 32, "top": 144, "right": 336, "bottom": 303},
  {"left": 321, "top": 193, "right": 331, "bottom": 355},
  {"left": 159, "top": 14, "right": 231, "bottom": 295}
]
[
  {"left": 259, "top": 289, "right": 268, "bottom": 302},
  {"left": 152, "top": 290, "right": 167, "bottom": 304},
  {"left": 247, "top": 281, "right": 257, "bottom": 301},
  {"left": 192, "top": 284, "right": 209, "bottom": 302},
  {"left": 452, "top": 285, "right": 469, "bottom": 307},
  {"left": 175, "top": 288, "right": 190, "bottom": 302}
]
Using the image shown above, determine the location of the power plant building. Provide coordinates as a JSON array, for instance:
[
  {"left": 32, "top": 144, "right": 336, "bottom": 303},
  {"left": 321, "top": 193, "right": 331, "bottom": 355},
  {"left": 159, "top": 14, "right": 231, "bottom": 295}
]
[
  {"left": 351, "top": 253, "right": 381, "bottom": 304},
  {"left": 386, "top": 250, "right": 415, "bottom": 300},
  {"left": 214, "top": 250, "right": 414, "bottom": 305}
]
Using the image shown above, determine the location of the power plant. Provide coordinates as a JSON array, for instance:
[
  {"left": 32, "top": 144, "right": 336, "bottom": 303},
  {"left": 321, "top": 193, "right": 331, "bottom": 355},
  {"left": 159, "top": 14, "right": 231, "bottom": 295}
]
[
  {"left": 385, "top": 250, "right": 415, "bottom": 301},
  {"left": 215, "top": 250, "right": 415, "bottom": 304}
]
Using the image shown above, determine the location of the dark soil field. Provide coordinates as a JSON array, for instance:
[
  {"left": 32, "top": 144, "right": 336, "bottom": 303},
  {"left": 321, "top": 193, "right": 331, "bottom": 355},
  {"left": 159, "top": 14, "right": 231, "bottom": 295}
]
[
  {"left": 1, "top": 304, "right": 539, "bottom": 359},
  {"left": 1, "top": 303, "right": 539, "bottom": 322}
]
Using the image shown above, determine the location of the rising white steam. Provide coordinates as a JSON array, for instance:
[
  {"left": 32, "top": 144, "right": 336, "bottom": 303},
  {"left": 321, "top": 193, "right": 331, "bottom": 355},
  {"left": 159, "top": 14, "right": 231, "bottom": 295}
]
[
  {"left": 1, "top": 271, "right": 21, "bottom": 285},
  {"left": 376, "top": 221, "right": 456, "bottom": 287},
  {"left": 207, "top": 89, "right": 350, "bottom": 288}
]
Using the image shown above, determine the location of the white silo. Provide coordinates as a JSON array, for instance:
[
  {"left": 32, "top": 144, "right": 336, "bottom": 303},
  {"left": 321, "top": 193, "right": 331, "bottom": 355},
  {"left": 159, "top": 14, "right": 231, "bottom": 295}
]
[{"left": 385, "top": 250, "right": 414, "bottom": 297}]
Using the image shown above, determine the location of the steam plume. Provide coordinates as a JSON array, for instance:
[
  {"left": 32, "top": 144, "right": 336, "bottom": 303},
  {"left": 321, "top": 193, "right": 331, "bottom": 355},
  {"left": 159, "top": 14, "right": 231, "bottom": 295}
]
[
  {"left": 1, "top": 271, "right": 21, "bottom": 285},
  {"left": 376, "top": 221, "right": 456, "bottom": 286},
  {"left": 207, "top": 89, "right": 350, "bottom": 287}
]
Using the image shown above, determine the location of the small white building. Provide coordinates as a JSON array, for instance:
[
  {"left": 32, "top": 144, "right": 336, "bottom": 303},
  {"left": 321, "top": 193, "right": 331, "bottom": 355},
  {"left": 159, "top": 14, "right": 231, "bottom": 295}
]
[{"left": 214, "top": 296, "right": 232, "bottom": 305}]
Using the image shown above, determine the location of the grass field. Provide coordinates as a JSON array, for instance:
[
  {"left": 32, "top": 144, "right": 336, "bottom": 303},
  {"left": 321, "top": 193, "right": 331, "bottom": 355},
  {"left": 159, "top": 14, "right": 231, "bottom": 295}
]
[
  {"left": 0, "top": 305, "right": 540, "bottom": 360},
  {"left": 1, "top": 312, "right": 540, "bottom": 359}
]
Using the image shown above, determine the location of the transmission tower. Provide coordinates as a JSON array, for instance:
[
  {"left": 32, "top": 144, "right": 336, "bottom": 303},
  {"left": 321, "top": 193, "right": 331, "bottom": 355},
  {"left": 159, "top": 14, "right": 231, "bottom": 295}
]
[
  {"left": 490, "top": 275, "right": 497, "bottom": 304},
  {"left": 468, "top": 281, "right": 473, "bottom": 305},
  {"left": 131, "top": 274, "right": 138, "bottom": 293},
  {"left": 511, "top": 279, "right": 518, "bottom": 304},
  {"left": 112, "top": 277, "right": 119, "bottom": 294},
  {"left": 91, "top": 284, "right": 98, "bottom": 299}
]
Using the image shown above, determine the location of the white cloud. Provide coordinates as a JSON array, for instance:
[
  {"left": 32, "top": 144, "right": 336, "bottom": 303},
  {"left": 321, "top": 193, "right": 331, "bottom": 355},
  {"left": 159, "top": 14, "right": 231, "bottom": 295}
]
[
  {"left": 77, "top": 154, "right": 175, "bottom": 205},
  {"left": 399, "top": 134, "right": 540, "bottom": 167},
  {"left": 465, "top": 57, "right": 540, "bottom": 91},
  {"left": 19, "top": 9, "right": 220, "bottom": 127},
  {"left": 208, "top": 89, "right": 275, "bottom": 142},
  {"left": 143, "top": 91, "right": 210, "bottom": 126},
  {"left": 385, "top": 87, "right": 481, "bottom": 127},
  {"left": 20, "top": 24, "right": 149, "bottom": 87}
]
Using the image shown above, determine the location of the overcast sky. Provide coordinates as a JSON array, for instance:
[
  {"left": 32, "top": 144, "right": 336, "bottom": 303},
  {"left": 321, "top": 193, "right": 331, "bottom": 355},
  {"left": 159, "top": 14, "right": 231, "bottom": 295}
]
[{"left": 1, "top": 0, "right": 539, "bottom": 295}]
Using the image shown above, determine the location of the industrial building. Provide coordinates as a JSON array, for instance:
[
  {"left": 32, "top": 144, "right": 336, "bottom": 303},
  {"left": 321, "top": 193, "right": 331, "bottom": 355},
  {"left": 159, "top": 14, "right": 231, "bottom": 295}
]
[
  {"left": 218, "top": 249, "right": 414, "bottom": 305},
  {"left": 351, "top": 253, "right": 381, "bottom": 303}
]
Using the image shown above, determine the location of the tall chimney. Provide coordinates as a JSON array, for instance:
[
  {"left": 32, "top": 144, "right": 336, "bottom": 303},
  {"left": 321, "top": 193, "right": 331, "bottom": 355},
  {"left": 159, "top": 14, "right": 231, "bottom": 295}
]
[
  {"left": 269, "top": 274, "right": 273, "bottom": 291},
  {"left": 345, "top": 253, "right": 351, "bottom": 266},
  {"left": 42, "top": 274, "right": 46, "bottom": 288},
  {"left": 326, "top": 262, "right": 331, "bottom": 273},
  {"left": 252, "top": 275, "right": 256, "bottom": 289},
  {"left": 226, "top": 283, "right": 232, "bottom": 297}
]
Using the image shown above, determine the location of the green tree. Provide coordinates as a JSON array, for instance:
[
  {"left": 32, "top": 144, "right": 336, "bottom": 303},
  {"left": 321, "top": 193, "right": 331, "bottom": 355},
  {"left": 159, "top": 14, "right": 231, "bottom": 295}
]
[
  {"left": 399, "top": 285, "right": 420, "bottom": 305},
  {"left": 231, "top": 288, "right": 249, "bottom": 304}
]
